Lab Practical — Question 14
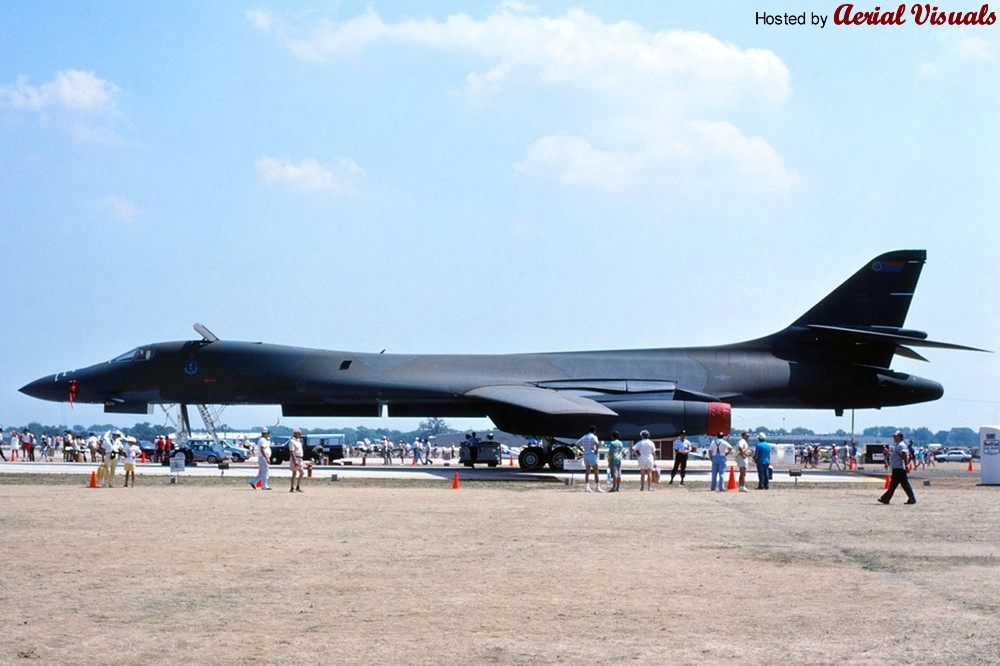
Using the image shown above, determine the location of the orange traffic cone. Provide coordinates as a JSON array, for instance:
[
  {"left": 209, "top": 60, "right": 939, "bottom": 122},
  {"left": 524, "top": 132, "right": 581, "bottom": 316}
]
[
  {"left": 968, "top": 458, "right": 974, "bottom": 472},
  {"left": 256, "top": 479, "right": 263, "bottom": 489},
  {"left": 849, "top": 457, "right": 856, "bottom": 471},
  {"left": 362, "top": 454, "right": 366, "bottom": 466},
  {"left": 451, "top": 472, "right": 460, "bottom": 490},
  {"left": 140, "top": 451, "right": 147, "bottom": 464},
  {"left": 89, "top": 471, "right": 98, "bottom": 488},
  {"left": 884, "top": 474, "right": 891, "bottom": 490},
  {"left": 726, "top": 465, "right": 738, "bottom": 491},
  {"left": 509, "top": 454, "right": 514, "bottom": 467},
  {"left": 411, "top": 454, "right": 417, "bottom": 466}
]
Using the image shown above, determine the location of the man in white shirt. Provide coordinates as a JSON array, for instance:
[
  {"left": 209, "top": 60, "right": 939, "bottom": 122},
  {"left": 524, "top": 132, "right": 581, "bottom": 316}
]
[
  {"left": 669, "top": 431, "right": 691, "bottom": 485},
  {"left": 249, "top": 427, "right": 272, "bottom": 490},
  {"left": 736, "top": 431, "right": 751, "bottom": 492},
  {"left": 709, "top": 432, "right": 732, "bottom": 492},
  {"left": 575, "top": 426, "right": 603, "bottom": 492}
]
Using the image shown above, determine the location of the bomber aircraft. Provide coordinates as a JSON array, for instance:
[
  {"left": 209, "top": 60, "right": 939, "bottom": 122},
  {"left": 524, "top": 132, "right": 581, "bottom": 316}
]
[{"left": 20, "top": 250, "right": 984, "bottom": 469}]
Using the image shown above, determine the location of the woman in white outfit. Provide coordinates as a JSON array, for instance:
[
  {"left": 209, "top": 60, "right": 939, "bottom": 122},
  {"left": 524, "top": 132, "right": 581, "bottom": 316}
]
[{"left": 632, "top": 430, "right": 656, "bottom": 492}]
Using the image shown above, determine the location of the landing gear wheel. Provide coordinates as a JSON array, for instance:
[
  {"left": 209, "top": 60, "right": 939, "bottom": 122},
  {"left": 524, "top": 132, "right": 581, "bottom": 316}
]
[
  {"left": 548, "top": 446, "right": 574, "bottom": 471},
  {"left": 518, "top": 447, "right": 545, "bottom": 471}
]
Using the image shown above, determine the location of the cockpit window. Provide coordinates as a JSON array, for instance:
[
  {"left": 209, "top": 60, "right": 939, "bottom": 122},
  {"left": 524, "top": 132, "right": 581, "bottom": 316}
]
[{"left": 111, "top": 348, "right": 155, "bottom": 363}]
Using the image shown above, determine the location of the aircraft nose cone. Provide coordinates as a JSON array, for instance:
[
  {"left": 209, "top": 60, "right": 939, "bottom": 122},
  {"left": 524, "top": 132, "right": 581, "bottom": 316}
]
[{"left": 20, "top": 374, "right": 68, "bottom": 402}]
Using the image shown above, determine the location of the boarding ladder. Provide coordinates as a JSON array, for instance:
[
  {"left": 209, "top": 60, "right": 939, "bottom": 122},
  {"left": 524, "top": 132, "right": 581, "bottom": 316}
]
[{"left": 196, "top": 403, "right": 225, "bottom": 454}]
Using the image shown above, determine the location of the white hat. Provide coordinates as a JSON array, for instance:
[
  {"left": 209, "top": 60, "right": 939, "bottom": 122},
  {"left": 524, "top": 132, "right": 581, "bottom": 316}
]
[{"left": 757, "top": 432, "right": 767, "bottom": 441}]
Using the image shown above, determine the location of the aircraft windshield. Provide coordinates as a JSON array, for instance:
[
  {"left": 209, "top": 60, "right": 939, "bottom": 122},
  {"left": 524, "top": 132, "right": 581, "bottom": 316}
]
[{"left": 110, "top": 348, "right": 155, "bottom": 363}]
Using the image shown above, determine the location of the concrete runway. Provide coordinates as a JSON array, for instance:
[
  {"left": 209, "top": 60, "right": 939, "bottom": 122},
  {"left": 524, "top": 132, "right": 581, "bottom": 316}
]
[{"left": 0, "top": 456, "right": 883, "bottom": 485}]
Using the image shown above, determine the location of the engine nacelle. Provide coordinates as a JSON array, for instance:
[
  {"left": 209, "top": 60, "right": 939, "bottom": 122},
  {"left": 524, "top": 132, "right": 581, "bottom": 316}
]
[{"left": 488, "top": 400, "right": 731, "bottom": 441}]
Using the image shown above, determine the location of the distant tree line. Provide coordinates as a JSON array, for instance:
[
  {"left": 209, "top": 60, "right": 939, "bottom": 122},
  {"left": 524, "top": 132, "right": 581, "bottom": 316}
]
[{"left": 4, "top": 418, "right": 980, "bottom": 448}]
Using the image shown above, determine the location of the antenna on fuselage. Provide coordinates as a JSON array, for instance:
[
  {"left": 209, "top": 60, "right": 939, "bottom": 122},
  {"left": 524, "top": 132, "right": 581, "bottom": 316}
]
[{"left": 193, "top": 323, "right": 219, "bottom": 343}]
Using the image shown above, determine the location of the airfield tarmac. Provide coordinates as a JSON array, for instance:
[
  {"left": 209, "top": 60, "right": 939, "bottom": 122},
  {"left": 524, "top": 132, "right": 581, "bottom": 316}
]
[
  {"left": 0, "top": 456, "right": 884, "bottom": 484},
  {"left": 1, "top": 462, "right": 997, "bottom": 665}
]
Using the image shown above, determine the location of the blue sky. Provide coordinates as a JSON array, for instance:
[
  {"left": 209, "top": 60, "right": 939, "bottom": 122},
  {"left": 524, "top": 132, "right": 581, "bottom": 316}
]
[{"left": 2, "top": 1, "right": 998, "bottom": 435}]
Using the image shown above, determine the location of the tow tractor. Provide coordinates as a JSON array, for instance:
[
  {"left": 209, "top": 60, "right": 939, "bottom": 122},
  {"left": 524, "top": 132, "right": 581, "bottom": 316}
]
[{"left": 517, "top": 437, "right": 582, "bottom": 471}]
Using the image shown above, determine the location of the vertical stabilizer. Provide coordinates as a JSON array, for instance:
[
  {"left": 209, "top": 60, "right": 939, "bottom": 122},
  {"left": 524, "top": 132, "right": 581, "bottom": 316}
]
[{"left": 792, "top": 250, "right": 926, "bottom": 330}]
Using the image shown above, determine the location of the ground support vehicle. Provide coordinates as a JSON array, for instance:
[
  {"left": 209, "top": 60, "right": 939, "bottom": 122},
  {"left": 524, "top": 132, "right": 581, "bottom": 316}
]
[
  {"left": 460, "top": 440, "right": 502, "bottom": 468},
  {"left": 517, "top": 438, "right": 580, "bottom": 471}
]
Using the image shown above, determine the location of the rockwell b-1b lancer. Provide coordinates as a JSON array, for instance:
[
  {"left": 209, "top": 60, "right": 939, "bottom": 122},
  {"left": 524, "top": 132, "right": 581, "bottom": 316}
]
[{"left": 21, "top": 250, "right": 984, "bottom": 469}]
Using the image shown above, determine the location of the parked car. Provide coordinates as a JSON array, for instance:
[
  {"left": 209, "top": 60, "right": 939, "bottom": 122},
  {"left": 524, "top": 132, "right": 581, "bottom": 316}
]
[
  {"left": 186, "top": 441, "right": 231, "bottom": 464},
  {"left": 269, "top": 434, "right": 345, "bottom": 465},
  {"left": 934, "top": 449, "right": 972, "bottom": 463},
  {"left": 168, "top": 438, "right": 243, "bottom": 465},
  {"left": 223, "top": 443, "right": 251, "bottom": 462}
]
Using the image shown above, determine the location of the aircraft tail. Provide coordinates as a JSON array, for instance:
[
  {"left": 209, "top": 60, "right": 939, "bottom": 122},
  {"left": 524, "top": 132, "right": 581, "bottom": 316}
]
[
  {"left": 773, "top": 250, "right": 983, "bottom": 368},
  {"left": 791, "top": 249, "right": 926, "bottom": 332}
]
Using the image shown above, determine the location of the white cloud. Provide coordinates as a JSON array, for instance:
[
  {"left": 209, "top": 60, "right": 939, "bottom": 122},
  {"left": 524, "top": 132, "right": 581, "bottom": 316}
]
[
  {"left": 952, "top": 35, "right": 993, "bottom": 60},
  {"left": 0, "top": 70, "right": 120, "bottom": 113},
  {"left": 97, "top": 196, "right": 143, "bottom": 222},
  {"left": 245, "top": 9, "right": 272, "bottom": 33},
  {"left": 252, "top": 5, "right": 795, "bottom": 196},
  {"left": 516, "top": 133, "right": 635, "bottom": 193},
  {"left": 518, "top": 122, "right": 797, "bottom": 195},
  {"left": 255, "top": 156, "right": 365, "bottom": 195}
]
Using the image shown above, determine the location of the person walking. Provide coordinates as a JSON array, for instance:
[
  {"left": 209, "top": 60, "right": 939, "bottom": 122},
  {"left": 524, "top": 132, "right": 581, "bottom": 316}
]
[
  {"left": 288, "top": 429, "right": 304, "bottom": 493},
  {"left": 753, "top": 432, "right": 771, "bottom": 490},
  {"left": 736, "top": 431, "right": 751, "bottom": 492},
  {"left": 632, "top": 430, "right": 656, "bottom": 492},
  {"left": 249, "top": 427, "right": 272, "bottom": 490},
  {"left": 576, "top": 426, "right": 603, "bottom": 492},
  {"left": 669, "top": 431, "right": 691, "bottom": 485},
  {"left": 709, "top": 432, "right": 732, "bottom": 492},
  {"left": 879, "top": 431, "right": 916, "bottom": 505}
]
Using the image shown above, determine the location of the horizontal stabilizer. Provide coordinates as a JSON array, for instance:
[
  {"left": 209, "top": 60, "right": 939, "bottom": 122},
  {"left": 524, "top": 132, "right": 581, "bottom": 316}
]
[
  {"left": 807, "top": 325, "right": 989, "bottom": 352},
  {"left": 893, "top": 346, "right": 930, "bottom": 362},
  {"left": 465, "top": 385, "right": 618, "bottom": 416}
]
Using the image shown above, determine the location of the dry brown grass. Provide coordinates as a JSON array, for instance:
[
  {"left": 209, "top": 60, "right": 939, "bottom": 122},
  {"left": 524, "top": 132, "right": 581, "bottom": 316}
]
[{"left": 1, "top": 474, "right": 998, "bottom": 665}]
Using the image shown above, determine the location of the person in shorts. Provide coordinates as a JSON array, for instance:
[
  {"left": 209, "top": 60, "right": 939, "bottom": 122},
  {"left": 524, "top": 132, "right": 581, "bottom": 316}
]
[
  {"left": 632, "top": 430, "right": 656, "bottom": 491},
  {"left": 288, "top": 429, "right": 305, "bottom": 493},
  {"left": 736, "top": 431, "right": 751, "bottom": 492},
  {"left": 606, "top": 431, "right": 625, "bottom": 492},
  {"left": 576, "top": 425, "right": 603, "bottom": 492},
  {"left": 122, "top": 436, "right": 141, "bottom": 487}
]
